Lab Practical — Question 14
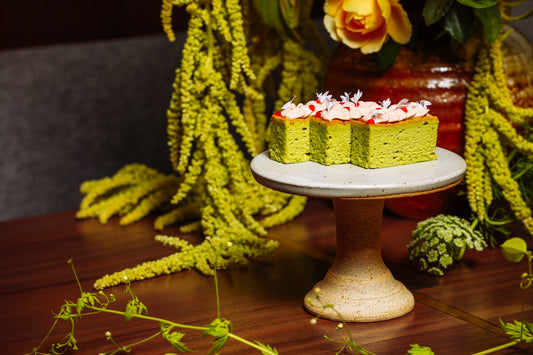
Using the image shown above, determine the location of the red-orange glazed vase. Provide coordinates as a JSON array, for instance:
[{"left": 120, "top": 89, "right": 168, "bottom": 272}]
[{"left": 325, "top": 29, "right": 533, "bottom": 220}]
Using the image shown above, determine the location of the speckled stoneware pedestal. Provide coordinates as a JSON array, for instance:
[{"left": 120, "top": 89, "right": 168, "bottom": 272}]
[{"left": 251, "top": 148, "right": 466, "bottom": 322}]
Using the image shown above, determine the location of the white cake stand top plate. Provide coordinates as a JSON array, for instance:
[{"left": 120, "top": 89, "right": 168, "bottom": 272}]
[{"left": 251, "top": 148, "right": 466, "bottom": 199}]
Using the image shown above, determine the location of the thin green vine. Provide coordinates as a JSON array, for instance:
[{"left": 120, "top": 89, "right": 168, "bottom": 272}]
[
  {"left": 27, "top": 259, "right": 278, "bottom": 355},
  {"left": 308, "top": 237, "right": 532, "bottom": 355},
  {"left": 307, "top": 287, "right": 376, "bottom": 355},
  {"left": 471, "top": 237, "right": 533, "bottom": 354}
]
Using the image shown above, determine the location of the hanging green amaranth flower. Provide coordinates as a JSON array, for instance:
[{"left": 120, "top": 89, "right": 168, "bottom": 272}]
[
  {"left": 464, "top": 33, "right": 533, "bottom": 239},
  {"left": 79, "top": 0, "right": 326, "bottom": 288}
]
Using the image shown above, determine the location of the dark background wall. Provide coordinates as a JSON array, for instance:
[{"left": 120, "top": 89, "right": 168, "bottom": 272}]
[
  {"left": 0, "top": 1, "right": 190, "bottom": 221},
  {"left": 0, "top": 1, "right": 187, "bottom": 49},
  {"left": 0, "top": 1, "right": 532, "bottom": 221}
]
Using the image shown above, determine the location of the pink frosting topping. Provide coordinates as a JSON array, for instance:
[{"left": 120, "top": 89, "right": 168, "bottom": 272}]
[{"left": 279, "top": 92, "right": 432, "bottom": 123}]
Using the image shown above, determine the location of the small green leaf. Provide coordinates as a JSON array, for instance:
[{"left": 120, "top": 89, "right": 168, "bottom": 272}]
[
  {"left": 124, "top": 299, "right": 148, "bottom": 323},
  {"left": 423, "top": 0, "right": 454, "bottom": 26},
  {"left": 255, "top": 340, "right": 279, "bottom": 355},
  {"left": 500, "top": 319, "right": 533, "bottom": 343},
  {"left": 442, "top": 3, "right": 474, "bottom": 43},
  {"left": 55, "top": 302, "right": 74, "bottom": 320},
  {"left": 167, "top": 331, "right": 196, "bottom": 352},
  {"left": 374, "top": 39, "right": 401, "bottom": 72},
  {"left": 76, "top": 291, "right": 99, "bottom": 314},
  {"left": 253, "top": 0, "right": 290, "bottom": 38},
  {"left": 407, "top": 343, "right": 435, "bottom": 354},
  {"left": 501, "top": 237, "right": 528, "bottom": 262},
  {"left": 279, "top": 0, "right": 298, "bottom": 30},
  {"left": 475, "top": 5, "right": 501, "bottom": 43},
  {"left": 456, "top": 0, "right": 499, "bottom": 9},
  {"left": 203, "top": 318, "right": 232, "bottom": 354}
]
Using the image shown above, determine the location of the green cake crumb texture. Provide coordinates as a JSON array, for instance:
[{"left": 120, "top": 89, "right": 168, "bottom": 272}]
[
  {"left": 351, "top": 116, "right": 439, "bottom": 169},
  {"left": 269, "top": 115, "right": 311, "bottom": 163},
  {"left": 310, "top": 119, "right": 352, "bottom": 165}
]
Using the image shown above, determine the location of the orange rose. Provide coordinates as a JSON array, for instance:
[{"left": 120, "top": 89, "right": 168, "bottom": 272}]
[{"left": 324, "top": 0, "right": 412, "bottom": 54}]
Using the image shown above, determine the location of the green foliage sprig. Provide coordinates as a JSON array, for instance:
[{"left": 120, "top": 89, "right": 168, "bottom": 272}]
[
  {"left": 377, "top": 0, "right": 520, "bottom": 70},
  {"left": 307, "top": 288, "right": 438, "bottom": 354},
  {"left": 307, "top": 287, "right": 376, "bottom": 355},
  {"left": 422, "top": 0, "right": 502, "bottom": 44},
  {"left": 408, "top": 215, "right": 487, "bottom": 276},
  {"left": 28, "top": 259, "right": 278, "bottom": 355}
]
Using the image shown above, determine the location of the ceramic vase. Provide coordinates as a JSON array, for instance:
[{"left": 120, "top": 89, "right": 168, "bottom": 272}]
[{"left": 325, "top": 28, "right": 533, "bottom": 220}]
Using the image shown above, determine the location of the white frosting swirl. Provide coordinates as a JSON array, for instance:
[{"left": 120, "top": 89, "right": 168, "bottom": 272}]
[
  {"left": 365, "top": 99, "right": 432, "bottom": 123},
  {"left": 277, "top": 94, "right": 431, "bottom": 123},
  {"left": 321, "top": 101, "right": 352, "bottom": 121},
  {"left": 280, "top": 102, "right": 313, "bottom": 119},
  {"left": 304, "top": 100, "right": 327, "bottom": 115}
]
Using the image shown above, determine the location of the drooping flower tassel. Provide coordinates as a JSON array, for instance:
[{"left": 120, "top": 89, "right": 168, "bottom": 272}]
[{"left": 81, "top": 0, "right": 326, "bottom": 288}]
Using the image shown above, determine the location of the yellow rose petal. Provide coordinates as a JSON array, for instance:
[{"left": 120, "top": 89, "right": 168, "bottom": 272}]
[
  {"left": 324, "top": 0, "right": 343, "bottom": 16},
  {"left": 387, "top": 1, "right": 412, "bottom": 44},
  {"left": 323, "top": 0, "right": 412, "bottom": 53},
  {"left": 360, "top": 26, "right": 388, "bottom": 54},
  {"left": 343, "top": 0, "right": 376, "bottom": 16},
  {"left": 323, "top": 14, "right": 341, "bottom": 41}
]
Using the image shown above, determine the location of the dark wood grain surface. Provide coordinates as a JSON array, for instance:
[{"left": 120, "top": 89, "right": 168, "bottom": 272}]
[{"left": 1, "top": 198, "right": 531, "bottom": 354}]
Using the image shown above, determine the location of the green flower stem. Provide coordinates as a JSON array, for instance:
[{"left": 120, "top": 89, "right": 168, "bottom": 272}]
[
  {"left": 471, "top": 340, "right": 520, "bottom": 355},
  {"left": 84, "top": 304, "right": 277, "bottom": 354},
  {"left": 214, "top": 259, "right": 221, "bottom": 319},
  {"left": 107, "top": 330, "right": 163, "bottom": 354},
  {"left": 29, "top": 261, "right": 277, "bottom": 354},
  {"left": 30, "top": 318, "right": 60, "bottom": 354},
  {"left": 84, "top": 305, "right": 207, "bottom": 332},
  {"left": 454, "top": 247, "right": 466, "bottom": 261}
]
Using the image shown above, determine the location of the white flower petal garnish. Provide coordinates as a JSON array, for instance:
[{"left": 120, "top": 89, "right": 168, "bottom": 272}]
[
  {"left": 351, "top": 90, "right": 363, "bottom": 103},
  {"left": 380, "top": 98, "right": 391, "bottom": 109},
  {"left": 397, "top": 98, "right": 409, "bottom": 106},
  {"left": 281, "top": 96, "right": 295, "bottom": 110},
  {"left": 340, "top": 92, "right": 351, "bottom": 103},
  {"left": 325, "top": 98, "right": 336, "bottom": 111},
  {"left": 316, "top": 91, "right": 332, "bottom": 103},
  {"left": 419, "top": 99, "right": 432, "bottom": 108}
]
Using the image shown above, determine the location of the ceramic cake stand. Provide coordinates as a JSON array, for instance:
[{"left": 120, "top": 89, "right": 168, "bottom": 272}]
[{"left": 250, "top": 148, "right": 466, "bottom": 322}]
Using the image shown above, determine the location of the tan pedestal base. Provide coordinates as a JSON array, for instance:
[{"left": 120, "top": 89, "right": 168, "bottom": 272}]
[
  {"left": 304, "top": 198, "right": 414, "bottom": 322},
  {"left": 250, "top": 149, "right": 466, "bottom": 322}
]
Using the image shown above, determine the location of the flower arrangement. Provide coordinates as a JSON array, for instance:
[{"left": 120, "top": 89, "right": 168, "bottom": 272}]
[
  {"left": 323, "top": 0, "right": 533, "bottom": 244},
  {"left": 76, "top": 0, "right": 533, "bottom": 286},
  {"left": 25, "top": 1, "right": 533, "bottom": 353},
  {"left": 321, "top": 0, "right": 524, "bottom": 67},
  {"left": 78, "top": 0, "right": 328, "bottom": 288}
]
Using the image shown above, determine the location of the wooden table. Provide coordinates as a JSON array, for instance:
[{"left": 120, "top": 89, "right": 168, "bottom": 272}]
[{"left": 1, "top": 198, "right": 532, "bottom": 354}]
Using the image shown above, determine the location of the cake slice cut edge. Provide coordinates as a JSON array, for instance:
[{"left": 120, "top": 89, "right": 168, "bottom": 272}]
[
  {"left": 269, "top": 114, "right": 311, "bottom": 164},
  {"left": 351, "top": 115, "right": 439, "bottom": 169}
]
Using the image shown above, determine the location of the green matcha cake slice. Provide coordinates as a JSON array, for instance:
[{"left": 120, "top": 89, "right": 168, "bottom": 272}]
[
  {"left": 269, "top": 114, "right": 311, "bottom": 163},
  {"left": 310, "top": 118, "right": 352, "bottom": 165},
  {"left": 351, "top": 115, "right": 439, "bottom": 169}
]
